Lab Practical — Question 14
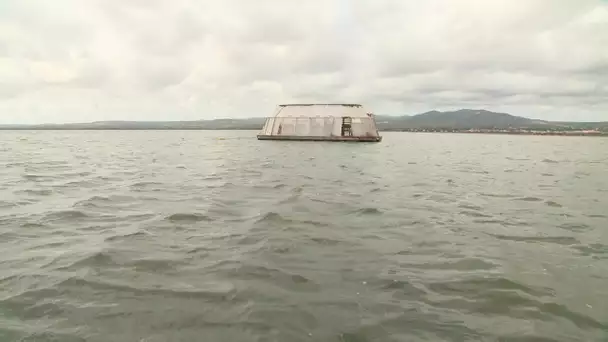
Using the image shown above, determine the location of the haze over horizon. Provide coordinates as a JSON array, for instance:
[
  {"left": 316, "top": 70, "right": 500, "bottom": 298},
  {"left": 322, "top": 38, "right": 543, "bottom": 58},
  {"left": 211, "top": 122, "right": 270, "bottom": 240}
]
[{"left": 1, "top": 0, "right": 607, "bottom": 125}]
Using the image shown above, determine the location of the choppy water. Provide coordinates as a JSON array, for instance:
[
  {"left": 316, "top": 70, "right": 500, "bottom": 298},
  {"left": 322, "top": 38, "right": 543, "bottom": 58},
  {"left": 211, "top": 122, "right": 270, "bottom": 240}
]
[{"left": 1, "top": 130, "right": 607, "bottom": 342}]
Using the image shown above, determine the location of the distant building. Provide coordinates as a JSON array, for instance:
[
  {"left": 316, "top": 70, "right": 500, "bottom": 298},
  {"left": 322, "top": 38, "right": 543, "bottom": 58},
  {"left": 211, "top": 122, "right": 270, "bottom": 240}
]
[{"left": 257, "top": 104, "right": 382, "bottom": 142}]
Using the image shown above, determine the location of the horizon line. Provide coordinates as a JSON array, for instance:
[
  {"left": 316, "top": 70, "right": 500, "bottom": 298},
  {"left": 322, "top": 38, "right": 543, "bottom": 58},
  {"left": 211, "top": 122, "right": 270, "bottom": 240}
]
[{"left": 1, "top": 109, "right": 607, "bottom": 126}]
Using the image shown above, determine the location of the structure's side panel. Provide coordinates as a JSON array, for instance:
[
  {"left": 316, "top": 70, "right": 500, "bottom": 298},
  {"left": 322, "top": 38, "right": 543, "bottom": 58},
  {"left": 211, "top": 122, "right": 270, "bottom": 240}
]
[
  {"left": 257, "top": 104, "right": 382, "bottom": 142},
  {"left": 260, "top": 116, "right": 380, "bottom": 137},
  {"left": 263, "top": 117, "right": 340, "bottom": 137},
  {"left": 296, "top": 117, "right": 313, "bottom": 136},
  {"left": 260, "top": 118, "right": 275, "bottom": 135},
  {"left": 351, "top": 117, "right": 380, "bottom": 137},
  {"left": 322, "top": 117, "right": 335, "bottom": 136},
  {"left": 331, "top": 118, "right": 342, "bottom": 137},
  {"left": 310, "top": 117, "right": 326, "bottom": 136}
]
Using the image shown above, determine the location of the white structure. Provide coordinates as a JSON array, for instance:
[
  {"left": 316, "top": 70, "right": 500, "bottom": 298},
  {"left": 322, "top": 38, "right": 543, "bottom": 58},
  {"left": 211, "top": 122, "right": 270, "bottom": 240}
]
[{"left": 257, "top": 104, "right": 382, "bottom": 142}]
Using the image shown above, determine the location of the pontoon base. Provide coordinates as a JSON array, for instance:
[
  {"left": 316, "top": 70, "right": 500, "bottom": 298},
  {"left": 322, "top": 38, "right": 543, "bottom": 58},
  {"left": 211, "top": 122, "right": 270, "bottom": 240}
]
[{"left": 257, "top": 135, "right": 382, "bottom": 142}]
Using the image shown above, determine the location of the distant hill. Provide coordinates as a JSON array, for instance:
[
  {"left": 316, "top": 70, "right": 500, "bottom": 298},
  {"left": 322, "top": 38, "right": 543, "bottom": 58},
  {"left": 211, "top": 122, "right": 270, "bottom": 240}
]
[
  {"left": 374, "top": 109, "right": 608, "bottom": 132},
  {"left": 0, "top": 118, "right": 266, "bottom": 130},
  {"left": 405, "top": 109, "right": 548, "bottom": 129},
  {"left": 374, "top": 109, "right": 547, "bottom": 130},
  {"left": 1, "top": 109, "right": 607, "bottom": 132}
]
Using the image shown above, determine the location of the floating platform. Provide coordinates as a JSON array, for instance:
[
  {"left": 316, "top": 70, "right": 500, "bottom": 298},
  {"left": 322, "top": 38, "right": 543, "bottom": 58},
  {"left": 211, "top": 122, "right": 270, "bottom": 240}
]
[
  {"left": 256, "top": 103, "right": 382, "bottom": 143},
  {"left": 257, "top": 134, "right": 382, "bottom": 142}
]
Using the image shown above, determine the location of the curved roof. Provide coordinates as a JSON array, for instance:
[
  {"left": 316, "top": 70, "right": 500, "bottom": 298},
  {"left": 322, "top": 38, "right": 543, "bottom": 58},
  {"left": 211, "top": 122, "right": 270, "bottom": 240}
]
[{"left": 272, "top": 103, "right": 370, "bottom": 118}]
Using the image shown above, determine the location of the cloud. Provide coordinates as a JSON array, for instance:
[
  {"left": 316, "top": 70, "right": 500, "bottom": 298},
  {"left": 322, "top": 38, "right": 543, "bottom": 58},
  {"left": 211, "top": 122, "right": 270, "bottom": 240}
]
[{"left": 0, "top": 0, "right": 607, "bottom": 123}]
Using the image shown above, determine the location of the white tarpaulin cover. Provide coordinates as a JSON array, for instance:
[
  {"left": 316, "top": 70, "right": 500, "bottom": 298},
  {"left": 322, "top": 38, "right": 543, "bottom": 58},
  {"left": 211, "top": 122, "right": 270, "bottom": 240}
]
[{"left": 258, "top": 104, "right": 380, "bottom": 138}]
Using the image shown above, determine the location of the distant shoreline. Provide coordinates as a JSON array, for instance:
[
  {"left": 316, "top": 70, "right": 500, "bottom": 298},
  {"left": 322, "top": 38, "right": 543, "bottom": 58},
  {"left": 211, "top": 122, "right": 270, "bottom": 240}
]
[
  {"left": 1, "top": 128, "right": 606, "bottom": 137},
  {"left": 0, "top": 127, "right": 258, "bottom": 131},
  {"left": 2, "top": 109, "right": 606, "bottom": 134},
  {"left": 392, "top": 132, "right": 607, "bottom": 137},
  {"left": 383, "top": 129, "right": 608, "bottom": 137}
]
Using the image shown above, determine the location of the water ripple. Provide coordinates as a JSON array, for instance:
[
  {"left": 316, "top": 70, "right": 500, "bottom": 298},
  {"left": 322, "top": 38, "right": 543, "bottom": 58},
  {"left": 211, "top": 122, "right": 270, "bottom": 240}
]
[{"left": 0, "top": 131, "right": 606, "bottom": 342}]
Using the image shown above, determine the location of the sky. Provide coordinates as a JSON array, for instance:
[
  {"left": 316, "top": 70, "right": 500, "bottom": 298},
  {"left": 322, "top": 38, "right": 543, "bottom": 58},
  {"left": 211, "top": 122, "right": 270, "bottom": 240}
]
[{"left": 0, "top": 0, "right": 607, "bottom": 124}]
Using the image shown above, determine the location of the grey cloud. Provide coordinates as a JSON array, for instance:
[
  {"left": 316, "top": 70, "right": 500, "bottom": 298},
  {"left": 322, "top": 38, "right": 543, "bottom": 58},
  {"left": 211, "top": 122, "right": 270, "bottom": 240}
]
[
  {"left": 132, "top": 60, "right": 191, "bottom": 91},
  {"left": 0, "top": 0, "right": 607, "bottom": 123}
]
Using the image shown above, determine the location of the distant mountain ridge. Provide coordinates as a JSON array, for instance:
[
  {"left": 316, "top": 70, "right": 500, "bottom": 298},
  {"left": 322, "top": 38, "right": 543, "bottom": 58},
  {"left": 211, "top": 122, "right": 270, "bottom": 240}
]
[
  {"left": 374, "top": 109, "right": 551, "bottom": 130},
  {"left": 1, "top": 109, "right": 607, "bottom": 132},
  {"left": 374, "top": 109, "right": 607, "bottom": 131}
]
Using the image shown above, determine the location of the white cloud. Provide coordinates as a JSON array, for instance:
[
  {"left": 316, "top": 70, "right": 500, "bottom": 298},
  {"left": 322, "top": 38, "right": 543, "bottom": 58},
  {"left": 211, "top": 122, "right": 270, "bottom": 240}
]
[{"left": 0, "top": 0, "right": 607, "bottom": 123}]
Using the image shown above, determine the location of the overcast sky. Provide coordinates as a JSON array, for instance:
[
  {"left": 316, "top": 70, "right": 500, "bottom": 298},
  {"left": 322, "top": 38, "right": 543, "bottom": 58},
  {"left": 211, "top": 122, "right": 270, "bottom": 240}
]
[{"left": 1, "top": 0, "right": 607, "bottom": 124}]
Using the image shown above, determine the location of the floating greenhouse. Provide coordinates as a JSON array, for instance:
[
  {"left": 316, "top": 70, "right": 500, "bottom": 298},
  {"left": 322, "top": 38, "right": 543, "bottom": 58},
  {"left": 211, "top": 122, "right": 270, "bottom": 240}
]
[{"left": 257, "top": 104, "right": 382, "bottom": 142}]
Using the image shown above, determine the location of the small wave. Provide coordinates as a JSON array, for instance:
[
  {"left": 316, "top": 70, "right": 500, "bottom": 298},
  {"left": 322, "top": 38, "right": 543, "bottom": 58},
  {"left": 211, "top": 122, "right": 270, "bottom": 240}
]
[
  {"left": 1, "top": 330, "right": 85, "bottom": 342},
  {"left": 278, "top": 193, "right": 301, "bottom": 205},
  {"left": 44, "top": 210, "right": 89, "bottom": 220},
  {"left": 74, "top": 195, "right": 138, "bottom": 209},
  {"left": 401, "top": 258, "right": 498, "bottom": 271},
  {"left": 0, "top": 200, "right": 17, "bottom": 208},
  {"left": 427, "top": 276, "right": 555, "bottom": 298},
  {"left": 473, "top": 219, "right": 528, "bottom": 227},
  {"left": 297, "top": 219, "right": 330, "bottom": 227},
  {"left": 105, "top": 230, "right": 152, "bottom": 242},
  {"left": 573, "top": 243, "right": 608, "bottom": 259},
  {"left": 380, "top": 279, "right": 426, "bottom": 294},
  {"left": 20, "top": 222, "right": 47, "bottom": 229},
  {"left": 459, "top": 210, "right": 492, "bottom": 218},
  {"left": 54, "top": 251, "right": 120, "bottom": 272},
  {"left": 309, "top": 237, "right": 343, "bottom": 246},
  {"left": 231, "top": 264, "right": 318, "bottom": 292},
  {"left": 272, "top": 245, "right": 292, "bottom": 254},
  {"left": 73, "top": 196, "right": 108, "bottom": 208},
  {"left": 353, "top": 207, "right": 382, "bottom": 215},
  {"left": 30, "top": 240, "right": 68, "bottom": 250},
  {"left": 545, "top": 201, "right": 562, "bottom": 208},
  {"left": 57, "top": 179, "right": 100, "bottom": 188},
  {"left": 86, "top": 195, "right": 112, "bottom": 202},
  {"left": 489, "top": 234, "right": 579, "bottom": 246},
  {"left": 186, "top": 246, "right": 212, "bottom": 255},
  {"left": 201, "top": 175, "right": 222, "bottom": 181},
  {"left": 4, "top": 161, "right": 26, "bottom": 168},
  {"left": 166, "top": 213, "right": 212, "bottom": 222},
  {"left": 130, "top": 181, "right": 163, "bottom": 188},
  {"left": 429, "top": 279, "right": 604, "bottom": 330},
  {"left": 459, "top": 170, "right": 489, "bottom": 175},
  {"left": 58, "top": 277, "right": 237, "bottom": 301},
  {"left": 22, "top": 174, "right": 51, "bottom": 181},
  {"left": 542, "top": 159, "right": 559, "bottom": 164},
  {"left": 255, "top": 212, "right": 286, "bottom": 224},
  {"left": 541, "top": 302, "right": 606, "bottom": 330},
  {"left": 557, "top": 223, "right": 591, "bottom": 232},
  {"left": 15, "top": 189, "right": 54, "bottom": 196},
  {"left": 514, "top": 196, "right": 543, "bottom": 202},
  {"left": 479, "top": 192, "right": 516, "bottom": 198},
  {"left": 132, "top": 258, "right": 186, "bottom": 272},
  {"left": 458, "top": 203, "right": 483, "bottom": 211}
]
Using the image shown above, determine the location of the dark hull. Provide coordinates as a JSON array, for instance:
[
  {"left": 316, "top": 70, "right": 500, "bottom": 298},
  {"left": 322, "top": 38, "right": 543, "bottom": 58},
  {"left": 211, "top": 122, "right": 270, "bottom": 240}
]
[{"left": 256, "top": 135, "right": 382, "bottom": 142}]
